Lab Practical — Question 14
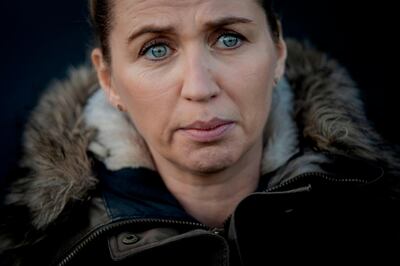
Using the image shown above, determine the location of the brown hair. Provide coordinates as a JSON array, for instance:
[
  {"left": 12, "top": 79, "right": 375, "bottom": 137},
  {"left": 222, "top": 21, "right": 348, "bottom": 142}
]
[
  {"left": 89, "top": 0, "right": 114, "bottom": 63},
  {"left": 89, "top": 0, "right": 280, "bottom": 63}
]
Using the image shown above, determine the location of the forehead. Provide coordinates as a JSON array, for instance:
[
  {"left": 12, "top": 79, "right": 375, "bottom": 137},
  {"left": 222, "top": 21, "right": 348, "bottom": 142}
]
[{"left": 113, "top": 0, "right": 265, "bottom": 31}]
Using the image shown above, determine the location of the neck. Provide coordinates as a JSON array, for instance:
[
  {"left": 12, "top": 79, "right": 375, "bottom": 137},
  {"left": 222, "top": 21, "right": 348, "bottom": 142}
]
[{"left": 154, "top": 141, "right": 263, "bottom": 228}]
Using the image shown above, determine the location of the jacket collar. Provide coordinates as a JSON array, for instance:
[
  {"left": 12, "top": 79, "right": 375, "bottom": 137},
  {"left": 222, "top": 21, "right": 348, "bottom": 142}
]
[{"left": 95, "top": 160, "right": 195, "bottom": 222}]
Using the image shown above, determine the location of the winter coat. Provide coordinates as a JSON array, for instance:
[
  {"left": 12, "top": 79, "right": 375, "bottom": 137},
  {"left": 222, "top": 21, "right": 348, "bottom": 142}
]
[{"left": 1, "top": 39, "right": 399, "bottom": 266}]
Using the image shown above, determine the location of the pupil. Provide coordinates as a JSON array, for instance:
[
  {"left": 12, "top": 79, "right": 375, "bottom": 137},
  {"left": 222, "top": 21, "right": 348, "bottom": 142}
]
[
  {"left": 223, "top": 36, "right": 238, "bottom": 47},
  {"left": 152, "top": 46, "right": 166, "bottom": 57}
]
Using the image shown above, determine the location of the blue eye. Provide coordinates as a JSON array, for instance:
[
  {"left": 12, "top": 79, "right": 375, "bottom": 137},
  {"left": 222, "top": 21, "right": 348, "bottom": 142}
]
[
  {"left": 145, "top": 44, "right": 170, "bottom": 59},
  {"left": 215, "top": 33, "right": 243, "bottom": 49},
  {"left": 139, "top": 39, "right": 173, "bottom": 61}
]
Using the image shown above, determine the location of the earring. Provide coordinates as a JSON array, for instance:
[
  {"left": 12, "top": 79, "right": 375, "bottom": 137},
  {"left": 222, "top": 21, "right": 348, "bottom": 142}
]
[
  {"left": 117, "top": 104, "right": 125, "bottom": 112},
  {"left": 273, "top": 77, "right": 280, "bottom": 87}
]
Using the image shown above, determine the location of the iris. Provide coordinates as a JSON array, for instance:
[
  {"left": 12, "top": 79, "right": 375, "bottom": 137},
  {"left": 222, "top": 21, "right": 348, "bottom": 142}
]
[
  {"left": 220, "top": 35, "right": 239, "bottom": 48},
  {"left": 149, "top": 45, "right": 168, "bottom": 58}
]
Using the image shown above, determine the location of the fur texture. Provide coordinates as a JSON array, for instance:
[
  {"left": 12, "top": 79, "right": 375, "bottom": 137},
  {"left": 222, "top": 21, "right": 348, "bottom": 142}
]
[
  {"left": 3, "top": 39, "right": 400, "bottom": 234},
  {"left": 5, "top": 66, "right": 99, "bottom": 229},
  {"left": 286, "top": 39, "right": 399, "bottom": 166},
  {"left": 84, "top": 90, "right": 156, "bottom": 171},
  {"left": 261, "top": 78, "right": 300, "bottom": 174}
]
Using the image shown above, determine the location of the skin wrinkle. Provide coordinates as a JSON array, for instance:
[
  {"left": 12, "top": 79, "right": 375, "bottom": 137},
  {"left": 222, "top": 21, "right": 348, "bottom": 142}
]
[
  {"left": 90, "top": 0, "right": 279, "bottom": 62},
  {"left": 92, "top": 0, "right": 286, "bottom": 227},
  {"left": 122, "top": 1, "right": 193, "bottom": 47}
]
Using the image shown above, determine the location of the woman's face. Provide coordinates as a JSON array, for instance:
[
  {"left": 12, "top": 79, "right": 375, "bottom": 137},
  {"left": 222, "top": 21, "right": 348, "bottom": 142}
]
[{"left": 93, "top": 0, "right": 286, "bottom": 175}]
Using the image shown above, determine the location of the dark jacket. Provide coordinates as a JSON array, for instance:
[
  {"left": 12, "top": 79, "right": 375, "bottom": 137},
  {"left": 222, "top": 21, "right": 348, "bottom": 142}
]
[{"left": 1, "top": 40, "right": 399, "bottom": 266}]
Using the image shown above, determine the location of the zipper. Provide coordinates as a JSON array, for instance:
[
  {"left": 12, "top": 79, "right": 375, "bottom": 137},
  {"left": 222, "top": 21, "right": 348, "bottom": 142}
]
[
  {"left": 210, "top": 227, "right": 225, "bottom": 236},
  {"left": 55, "top": 218, "right": 207, "bottom": 266},
  {"left": 264, "top": 171, "right": 369, "bottom": 193},
  {"left": 56, "top": 172, "right": 369, "bottom": 265}
]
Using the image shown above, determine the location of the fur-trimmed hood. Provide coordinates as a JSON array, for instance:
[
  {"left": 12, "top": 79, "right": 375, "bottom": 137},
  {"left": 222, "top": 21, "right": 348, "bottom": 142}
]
[{"left": 3, "top": 39, "right": 400, "bottom": 236}]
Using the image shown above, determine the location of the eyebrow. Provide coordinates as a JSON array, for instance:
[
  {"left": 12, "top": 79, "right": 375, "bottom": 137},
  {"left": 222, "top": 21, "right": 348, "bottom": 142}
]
[{"left": 127, "top": 16, "right": 254, "bottom": 44}]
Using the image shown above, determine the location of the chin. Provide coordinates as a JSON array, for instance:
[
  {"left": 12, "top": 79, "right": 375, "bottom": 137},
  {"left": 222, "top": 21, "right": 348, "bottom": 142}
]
[{"left": 181, "top": 146, "right": 239, "bottom": 175}]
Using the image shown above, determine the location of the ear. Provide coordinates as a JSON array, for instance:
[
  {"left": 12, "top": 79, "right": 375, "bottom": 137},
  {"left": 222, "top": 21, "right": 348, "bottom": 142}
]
[
  {"left": 91, "top": 48, "right": 125, "bottom": 110},
  {"left": 273, "top": 23, "right": 287, "bottom": 82}
]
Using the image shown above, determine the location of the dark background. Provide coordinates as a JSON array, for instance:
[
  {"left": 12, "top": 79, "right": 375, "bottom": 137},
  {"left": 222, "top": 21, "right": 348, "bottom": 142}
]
[{"left": 1, "top": 1, "right": 399, "bottom": 186}]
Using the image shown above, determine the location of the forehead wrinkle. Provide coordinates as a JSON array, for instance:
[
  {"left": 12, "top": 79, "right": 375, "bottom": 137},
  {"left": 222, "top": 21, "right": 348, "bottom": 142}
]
[
  {"left": 121, "top": 0, "right": 204, "bottom": 20},
  {"left": 127, "top": 16, "right": 255, "bottom": 46},
  {"left": 123, "top": 10, "right": 175, "bottom": 43},
  {"left": 119, "top": 0, "right": 261, "bottom": 45},
  {"left": 118, "top": 0, "right": 215, "bottom": 31}
]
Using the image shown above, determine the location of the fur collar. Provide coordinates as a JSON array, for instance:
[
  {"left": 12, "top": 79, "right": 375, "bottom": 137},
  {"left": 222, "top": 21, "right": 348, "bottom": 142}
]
[{"left": 5, "top": 39, "right": 400, "bottom": 230}]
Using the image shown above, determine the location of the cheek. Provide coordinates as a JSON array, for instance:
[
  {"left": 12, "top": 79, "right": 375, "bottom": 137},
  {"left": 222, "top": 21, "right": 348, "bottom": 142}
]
[
  {"left": 223, "top": 53, "right": 275, "bottom": 128},
  {"left": 112, "top": 66, "right": 180, "bottom": 144}
]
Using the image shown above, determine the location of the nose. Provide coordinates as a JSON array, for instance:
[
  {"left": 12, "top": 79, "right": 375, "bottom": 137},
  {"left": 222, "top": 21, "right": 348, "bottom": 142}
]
[{"left": 181, "top": 47, "right": 220, "bottom": 102}]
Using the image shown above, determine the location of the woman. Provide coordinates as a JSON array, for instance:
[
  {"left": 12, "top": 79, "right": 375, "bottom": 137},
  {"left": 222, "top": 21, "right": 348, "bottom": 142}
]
[{"left": 1, "top": 0, "right": 399, "bottom": 265}]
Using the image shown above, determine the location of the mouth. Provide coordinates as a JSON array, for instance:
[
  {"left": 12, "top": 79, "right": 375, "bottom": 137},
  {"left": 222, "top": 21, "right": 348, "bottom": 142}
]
[{"left": 179, "top": 118, "right": 235, "bottom": 143}]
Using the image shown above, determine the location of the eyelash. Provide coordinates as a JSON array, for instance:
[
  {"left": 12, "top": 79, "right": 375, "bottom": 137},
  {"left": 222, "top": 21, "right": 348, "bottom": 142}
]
[
  {"left": 215, "top": 31, "right": 246, "bottom": 47},
  {"left": 139, "top": 39, "right": 173, "bottom": 57},
  {"left": 138, "top": 30, "right": 246, "bottom": 59}
]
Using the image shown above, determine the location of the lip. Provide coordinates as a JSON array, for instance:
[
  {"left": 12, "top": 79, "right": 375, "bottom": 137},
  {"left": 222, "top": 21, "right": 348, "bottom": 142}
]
[{"left": 179, "top": 118, "right": 235, "bottom": 143}]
